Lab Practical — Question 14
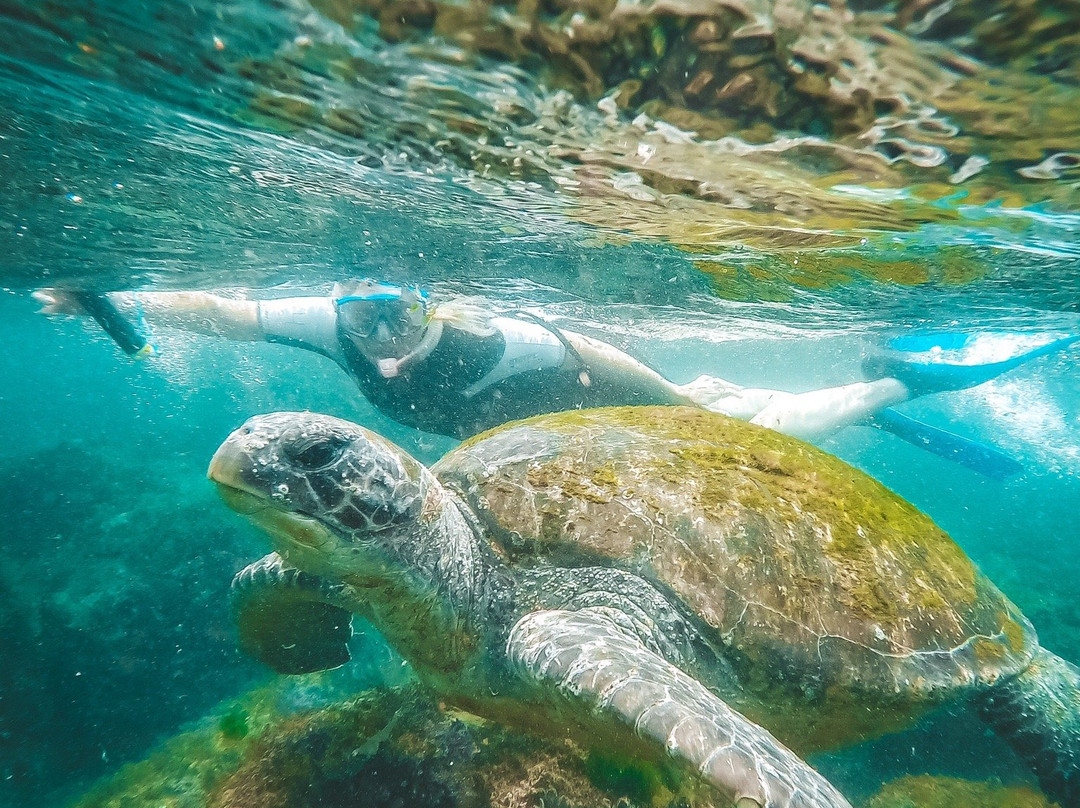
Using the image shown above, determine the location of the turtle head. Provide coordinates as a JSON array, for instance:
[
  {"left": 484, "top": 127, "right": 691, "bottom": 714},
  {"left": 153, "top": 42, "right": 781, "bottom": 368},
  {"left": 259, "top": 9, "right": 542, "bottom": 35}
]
[{"left": 208, "top": 412, "right": 436, "bottom": 580}]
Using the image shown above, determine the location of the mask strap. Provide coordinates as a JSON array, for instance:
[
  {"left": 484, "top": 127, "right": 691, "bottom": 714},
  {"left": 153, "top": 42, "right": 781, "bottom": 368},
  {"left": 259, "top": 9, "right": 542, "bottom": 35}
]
[{"left": 336, "top": 293, "right": 402, "bottom": 304}]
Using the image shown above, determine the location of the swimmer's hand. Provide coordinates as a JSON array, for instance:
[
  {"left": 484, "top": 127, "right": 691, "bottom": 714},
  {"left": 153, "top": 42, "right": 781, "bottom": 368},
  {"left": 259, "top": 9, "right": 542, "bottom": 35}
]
[
  {"left": 35, "top": 289, "right": 261, "bottom": 340},
  {"left": 33, "top": 288, "right": 89, "bottom": 315}
]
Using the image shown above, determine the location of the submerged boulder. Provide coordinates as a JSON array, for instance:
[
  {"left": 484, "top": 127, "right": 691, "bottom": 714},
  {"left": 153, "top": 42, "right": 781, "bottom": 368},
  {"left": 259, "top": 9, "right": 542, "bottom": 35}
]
[
  {"left": 73, "top": 682, "right": 708, "bottom": 808},
  {"left": 864, "top": 773, "right": 1061, "bottom": 808},
  {"left": 71, "top": 678, "right": 1062, "bottom": 808},
  {"left": 223, "top": 0, "right": 1080, "bottom": 263}
]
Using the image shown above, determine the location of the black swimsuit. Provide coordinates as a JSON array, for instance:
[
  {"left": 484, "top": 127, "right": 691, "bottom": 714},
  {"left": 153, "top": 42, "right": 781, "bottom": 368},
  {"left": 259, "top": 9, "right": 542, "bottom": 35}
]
[
  {"left": 339, "top": 324, "right": 592, "bottom": 439},
  {"left": 258, "top": 296, "right": 669, "bottom": 439}
]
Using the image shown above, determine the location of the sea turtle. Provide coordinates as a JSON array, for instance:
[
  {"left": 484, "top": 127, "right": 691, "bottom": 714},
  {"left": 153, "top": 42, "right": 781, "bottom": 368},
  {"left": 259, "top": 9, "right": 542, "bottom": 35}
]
[{"left": 208, "top": 406, "right": 1080, "bottom": 808}]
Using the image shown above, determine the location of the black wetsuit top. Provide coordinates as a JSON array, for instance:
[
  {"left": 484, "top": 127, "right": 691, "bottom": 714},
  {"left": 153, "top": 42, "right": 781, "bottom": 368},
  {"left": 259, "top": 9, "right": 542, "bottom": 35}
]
[{"left": 259, "top": 297, "right": 606, "bottom": 439}]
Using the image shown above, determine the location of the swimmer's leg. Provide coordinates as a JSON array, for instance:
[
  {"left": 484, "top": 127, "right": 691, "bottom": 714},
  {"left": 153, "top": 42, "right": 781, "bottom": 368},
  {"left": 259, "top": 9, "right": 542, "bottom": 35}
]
[
  {"left": 748, "top": 379, "right": 908, "bottom": 441},
  {"left": 675, "top": 375, "right": 775, "bottom": 420}
]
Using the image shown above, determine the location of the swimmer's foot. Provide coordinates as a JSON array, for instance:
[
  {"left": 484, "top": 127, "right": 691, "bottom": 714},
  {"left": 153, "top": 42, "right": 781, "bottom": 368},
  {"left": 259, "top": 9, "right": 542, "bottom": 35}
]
[{"left": 863, "top": 333, "right": 1078, "bottom": 397}]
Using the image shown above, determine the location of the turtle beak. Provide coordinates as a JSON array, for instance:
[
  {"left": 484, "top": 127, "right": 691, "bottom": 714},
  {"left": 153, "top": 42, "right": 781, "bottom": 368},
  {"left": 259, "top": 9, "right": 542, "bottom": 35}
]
[
  {"left": 208, "top": 434, "right": 336, "bottom": 553},
  {"left": 208, "top": 440, "right": 269, "bottom": 515},
  {"left": 212, "top": 481, "right": 268, "bottom": 515},
  {"left": 208, "top": 437, "right": 241, "bottom": 483}
]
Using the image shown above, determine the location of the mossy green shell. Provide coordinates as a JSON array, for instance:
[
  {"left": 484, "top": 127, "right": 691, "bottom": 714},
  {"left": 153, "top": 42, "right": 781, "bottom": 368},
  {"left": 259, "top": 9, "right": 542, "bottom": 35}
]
[{"left": 436, "top": 406, "right": 1037, "bottom": 750}]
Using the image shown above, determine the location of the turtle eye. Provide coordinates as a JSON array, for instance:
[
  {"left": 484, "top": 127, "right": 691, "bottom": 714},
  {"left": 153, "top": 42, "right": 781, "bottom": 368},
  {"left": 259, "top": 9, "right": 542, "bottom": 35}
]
[{"left": 286, "top": 436, "right": 350, "bottom": 470}]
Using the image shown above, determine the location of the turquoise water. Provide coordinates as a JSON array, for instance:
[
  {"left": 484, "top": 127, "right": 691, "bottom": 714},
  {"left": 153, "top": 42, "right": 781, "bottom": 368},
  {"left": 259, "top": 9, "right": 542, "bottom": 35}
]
[{"left": 2, "top": 0, "right": 1080, "bottom": 806}]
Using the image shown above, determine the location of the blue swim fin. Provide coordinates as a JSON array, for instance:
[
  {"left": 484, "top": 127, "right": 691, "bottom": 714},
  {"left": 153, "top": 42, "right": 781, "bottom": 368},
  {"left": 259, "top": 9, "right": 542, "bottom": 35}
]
[
  {"left": 864, "top": 333, "right": 1078, "bottom": 397},
  {"left": 869, "top": 408, "right": 1024, "bottom": 480}
]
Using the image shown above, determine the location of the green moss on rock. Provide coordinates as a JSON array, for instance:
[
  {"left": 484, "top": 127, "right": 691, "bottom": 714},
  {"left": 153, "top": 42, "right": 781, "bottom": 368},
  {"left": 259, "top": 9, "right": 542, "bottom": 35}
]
[
  {"left": 71, "top": 680, "right": 294, "bottom": 808},
  {"left": 71, "top": 680, "right": 716, "bottom": 808},
  {"left": 863, "top": 774, "right": 1061, "bottom": 808}
]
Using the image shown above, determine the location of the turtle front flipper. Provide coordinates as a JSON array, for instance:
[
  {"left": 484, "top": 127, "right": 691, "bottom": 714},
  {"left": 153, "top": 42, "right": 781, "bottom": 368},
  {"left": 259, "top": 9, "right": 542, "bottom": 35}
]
[
  {"left": 507, "top": 609, "right": 852, "bottom": 808},
  {"left": 979, "top": 648, "right": 1080, "bottom": 806},
  {"left": 231, "top": 553, "right": 355, "bottom": 675}
]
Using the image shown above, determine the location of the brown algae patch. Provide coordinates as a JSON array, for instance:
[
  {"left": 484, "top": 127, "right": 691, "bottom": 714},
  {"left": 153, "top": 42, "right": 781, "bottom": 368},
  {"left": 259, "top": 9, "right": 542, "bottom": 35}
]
[{"left": 526, "top": 456, "right": 619, "bottom": 505}]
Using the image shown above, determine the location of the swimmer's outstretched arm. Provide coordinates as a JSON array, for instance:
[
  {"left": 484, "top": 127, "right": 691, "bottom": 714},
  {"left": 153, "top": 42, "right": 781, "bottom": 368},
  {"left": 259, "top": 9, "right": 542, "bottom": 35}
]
[{"left": 34, "top": 289, "right": 262, "bottom": 341}]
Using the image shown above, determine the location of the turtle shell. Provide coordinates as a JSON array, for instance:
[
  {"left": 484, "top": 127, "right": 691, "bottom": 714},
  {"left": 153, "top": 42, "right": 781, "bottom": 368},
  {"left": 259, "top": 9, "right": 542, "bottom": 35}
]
[{"left": 434, "top": 406, "right": 1037, "bottom": 750}]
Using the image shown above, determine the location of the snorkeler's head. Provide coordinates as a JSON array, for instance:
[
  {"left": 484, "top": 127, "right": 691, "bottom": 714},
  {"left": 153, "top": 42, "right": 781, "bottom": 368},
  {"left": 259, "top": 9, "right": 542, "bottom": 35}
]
[{"left": 334, "top": 279, "right": 429, "bottom": 358}]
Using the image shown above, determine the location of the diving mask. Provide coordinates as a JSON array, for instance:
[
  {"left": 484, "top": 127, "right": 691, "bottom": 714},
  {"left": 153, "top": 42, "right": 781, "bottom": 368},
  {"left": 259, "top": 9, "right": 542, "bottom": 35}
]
[{"left": 335, "top": 281, "right": 428, "bottom": 341}]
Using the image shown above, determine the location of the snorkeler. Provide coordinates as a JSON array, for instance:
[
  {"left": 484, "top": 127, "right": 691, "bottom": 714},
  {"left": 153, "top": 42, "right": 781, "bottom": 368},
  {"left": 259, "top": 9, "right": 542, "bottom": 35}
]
[{"left": 33, "top": 281, "right": 1069, "bottom": 452}]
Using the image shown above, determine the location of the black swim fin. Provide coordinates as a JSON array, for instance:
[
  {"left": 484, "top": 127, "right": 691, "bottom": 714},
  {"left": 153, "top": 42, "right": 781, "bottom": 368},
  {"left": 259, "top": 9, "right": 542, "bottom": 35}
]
[{"left": 72, "top": 291, "right": 155, "bottom": 357}]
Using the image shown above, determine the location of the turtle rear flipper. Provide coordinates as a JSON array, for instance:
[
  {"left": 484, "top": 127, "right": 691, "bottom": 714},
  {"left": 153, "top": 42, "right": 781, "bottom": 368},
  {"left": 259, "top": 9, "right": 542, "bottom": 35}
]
[
  {"left": 507, "top": 609, "right": 852, "bottom": 808},
  {"left": 979, "top": 648, "right": 1080, "bottom": 806},
  {"left": 231, "top": 553, "right": 354, "bottom": 675}
]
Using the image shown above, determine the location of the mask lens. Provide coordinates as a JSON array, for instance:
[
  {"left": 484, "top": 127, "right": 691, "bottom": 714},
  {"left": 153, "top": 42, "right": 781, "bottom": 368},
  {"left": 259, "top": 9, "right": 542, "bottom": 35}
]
[
  {"left": 387, "top": 302, "right": 424, "bottom": 336},
  {"left": 340, "top": 301, "right": 383, "bottom": 337},
  {"left": 339, "top": 298, "right": 424, "bottom": 339}
]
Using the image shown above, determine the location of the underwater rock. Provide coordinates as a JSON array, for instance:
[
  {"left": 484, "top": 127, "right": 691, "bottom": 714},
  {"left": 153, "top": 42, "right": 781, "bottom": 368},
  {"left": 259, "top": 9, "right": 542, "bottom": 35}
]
[
  {"left": 27, "top": 0, "right": 1080, "bottom": 261},
  {"left": 886, "top": 0, "right": 1080, "bottom": 79},
  {"left": 307, "top": 0, "right": 941, "bottom": 142},
  {"left": 73, "top": 682, "right": 709, "bottom": 808},
  {"left": 222, "top": 0, "right": 1080, "bottom": 262},
  {"left": 208, "top": 686, "right": 660, "bottom": 808},
  {"left": 863, "top": 773, "right": 1061, "bottom": 808},
  {"left": 294, "top": 0, "right": 1080, "bottom": 188},
  {"left": 66, "top": 680, "right": 1068, "bottom": 808}
]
